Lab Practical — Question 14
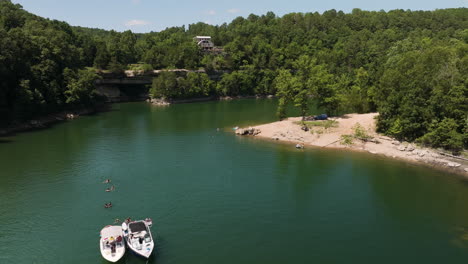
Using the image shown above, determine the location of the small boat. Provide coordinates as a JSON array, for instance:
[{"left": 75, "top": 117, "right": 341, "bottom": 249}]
[
  {"left": 99, "top": 225, "right": 125, "bottom": 262},
  {"left": 122, "top": 219, "right": 154, "bottom": 259}
]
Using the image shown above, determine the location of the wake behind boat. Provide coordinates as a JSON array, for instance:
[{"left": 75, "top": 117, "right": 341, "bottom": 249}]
[
  {"left": 100, "top": 225, "right": 125, "bottom": 262},
  {"left": 122, "top": 219, "right": 154, "bottom": 259}
]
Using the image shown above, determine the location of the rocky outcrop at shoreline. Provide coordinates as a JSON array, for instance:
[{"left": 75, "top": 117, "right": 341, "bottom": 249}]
[{"left": 234, "top": 127, "right": 261, "bottom": 136}]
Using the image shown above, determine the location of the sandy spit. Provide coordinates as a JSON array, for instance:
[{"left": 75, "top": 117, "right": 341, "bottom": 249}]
[{"left": 237, "top": 113, "right": 468, "bottom": 178}]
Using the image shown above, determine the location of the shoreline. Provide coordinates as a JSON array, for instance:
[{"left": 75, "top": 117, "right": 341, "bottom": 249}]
[
  {"left": 0, "top": 95, "right": 273, "bottom": 137},
  {"left": 0, "top": 104, "right": 110, "bottom": 137},
  {"left": 235, "top": 113, "right": 468, "bottom": 178},
  {"left": 148, "top": 95, "right": 275, "bottom": 105}
]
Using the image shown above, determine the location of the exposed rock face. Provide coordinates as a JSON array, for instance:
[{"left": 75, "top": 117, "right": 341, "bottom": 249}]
[
  {"left": 447, "top": 162, "right": 461, "bottom": 168},
  {"left": 150, "top": 98, "right": 171, "bottom": 106},
  {"left": 414, "top": 150, "right": 426, "bottom": 157},
  {"left": 96, "top": 85, "right": 121, "bottom": 102},
  {"left": 235, "top": 127, "right": 261, "bottom": 136}
]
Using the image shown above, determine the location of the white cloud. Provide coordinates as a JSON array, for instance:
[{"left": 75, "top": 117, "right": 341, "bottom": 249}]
[
  {"left": 125, "top": 19, "right": 150, "bottom": 27},
  {"left": 227, "top": 8, "right": 240, "bottom": 14},
  {"left": 205, "top": 10, "right": 216, "bottom": 15}
]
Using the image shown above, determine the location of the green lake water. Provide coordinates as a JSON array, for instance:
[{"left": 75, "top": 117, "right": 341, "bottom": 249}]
[{"left": 1, "top": 99, "right": 467, "bottom": 264}]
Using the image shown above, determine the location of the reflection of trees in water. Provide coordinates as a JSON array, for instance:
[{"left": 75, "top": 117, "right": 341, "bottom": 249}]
[
  {"left": 452, "top": 227, "right": 468, "bottom": 249},
  {"left": 142, "top": 99, "right": 324, "bottom": 142},
  {"left": 365, "top": 161, "right": 468, "bottom": 236},
  {"left": 273, "top": 146, "right": 348, "bottom": 211},
  {"left": 146, "top": 99, "right": 281, "bottom": 134}
]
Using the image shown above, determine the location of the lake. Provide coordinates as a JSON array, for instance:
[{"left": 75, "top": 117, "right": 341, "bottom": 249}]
[{"left": 0, "top": 100, "right": 467, "bottom": 263}]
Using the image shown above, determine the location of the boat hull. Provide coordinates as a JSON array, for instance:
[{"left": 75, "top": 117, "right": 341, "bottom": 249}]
[
  {"left": 126, "top": 238, "right": 154, "bottom": 259},
  {"left": 122, "top": 220, "right": 155, "bottom": 259},
  {"left": 100, "top": 225, "right": 125, "bottom": 263},
  {"left": 100, "top": 243, "right": 125, "bottom": 262}
]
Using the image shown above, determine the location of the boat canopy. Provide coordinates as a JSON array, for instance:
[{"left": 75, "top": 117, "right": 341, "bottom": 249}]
[
  {"left": 129, "top": 222, "right": 147, "bottom": 233},
  {"left": 101, "top": 226, "right": 122, "bottom": 239}
]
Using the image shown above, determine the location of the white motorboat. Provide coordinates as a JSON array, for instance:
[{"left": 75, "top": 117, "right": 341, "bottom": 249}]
[
  {"left": 122, "top": 219, "right": 154, "bottom": 259},
  {"left": 99, "top": 225, "right": 125, "bottom": 262}
]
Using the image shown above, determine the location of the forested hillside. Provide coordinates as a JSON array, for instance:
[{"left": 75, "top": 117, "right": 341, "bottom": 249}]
[
  {"left": 0, "top": 0, "right": 101, "bottom": 126},
  {"left": 0, "top": 0, "right": 466, "bottom": 150}
]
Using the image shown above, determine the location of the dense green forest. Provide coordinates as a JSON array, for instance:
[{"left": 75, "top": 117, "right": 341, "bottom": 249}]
[{"left": 0, "top": 0, "right": 466, "bottom": 151}]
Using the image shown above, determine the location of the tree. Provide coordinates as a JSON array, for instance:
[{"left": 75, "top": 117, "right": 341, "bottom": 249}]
[
  {"left": 417, "top": 118, "right": 464, "bottom": 153},
  {"left": 94, "top": 41, "right": 110, "bottom": 69},
  {"left": 63, "top": 68, "right": 100, "bottom": 106},
  {"left": 150, "top": 72, "right": 178, "bottom": 98},
  {"left": 274, "top": 69, "right": 295, "bottom": 120}
]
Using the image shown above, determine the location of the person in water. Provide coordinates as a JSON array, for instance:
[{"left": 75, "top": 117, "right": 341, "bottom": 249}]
[
  {"left": 102, "top": 179, "right": 111, "bottom": 184},
  {"left": 104, "top": 202, "right": 112, "bottom": 208}
]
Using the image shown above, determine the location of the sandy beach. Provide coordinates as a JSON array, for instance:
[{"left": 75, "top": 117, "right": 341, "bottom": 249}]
[{"left": 236, "top": 113, "right": 468, "bottom": 178}]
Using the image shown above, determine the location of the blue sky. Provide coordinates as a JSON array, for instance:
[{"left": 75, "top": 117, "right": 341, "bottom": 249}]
[{"left": 13, "top": 0, "right": 467, "bottom": 33}]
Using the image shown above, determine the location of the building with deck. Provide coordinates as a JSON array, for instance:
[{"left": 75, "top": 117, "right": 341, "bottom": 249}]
[{"left": 194, "top": 36, "right": 214, "bottom": 50}]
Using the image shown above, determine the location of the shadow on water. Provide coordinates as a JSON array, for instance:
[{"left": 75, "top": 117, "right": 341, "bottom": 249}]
[
  {"left": 0, "top": 103, "right": 117, "bottom": 138},
  {"left": 0, "top": 138, "right": 13, "bottom": 143},
  {"left": 119, "top": 250, "right": 160, "bottom": 264}
]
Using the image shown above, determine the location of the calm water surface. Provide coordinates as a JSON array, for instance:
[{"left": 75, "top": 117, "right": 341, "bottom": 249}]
[{"left": 0, "top": 100, "right": 467, "bottom": 264}]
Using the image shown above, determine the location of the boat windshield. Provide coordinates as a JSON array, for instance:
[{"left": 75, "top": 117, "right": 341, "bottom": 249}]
[
  {"left": 129, "top": 222, "right": 147, "bottom": 233},
  {"left": 144, "top": 234, "right": 151, "bottom": 243}
]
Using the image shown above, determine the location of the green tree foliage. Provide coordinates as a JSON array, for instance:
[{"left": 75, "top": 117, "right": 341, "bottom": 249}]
[
  {"left": 150, "top": 72, "right": 178, "bottom": 99},
  {"left": 417, "top": 118, "right": 465, "bottom": 153},
  {"left": 63, "top": 68, "right": 101, "bottom": 106},
  {"left": 274, "top": 56, "right": 335, "bottom": 118},
  {"left": 0, "top": 0, "right": 103, "bottom": 125},
  {"left": 150, "top": 72, "right": 214, "bottom": 99},
  {"left": 375, "top": 38, "right": 467, "bottom": 150},
  {"left": 274, "top": 69, "right": 296, "bottom": 120},
  {"left": 93, "top": 41, "right": 110, "bottom": 69}
]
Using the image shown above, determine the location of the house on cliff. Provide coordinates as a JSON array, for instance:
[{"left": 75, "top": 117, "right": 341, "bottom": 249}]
[{"left": 193, "top": 36, "right": 214, "bottom": 50}]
